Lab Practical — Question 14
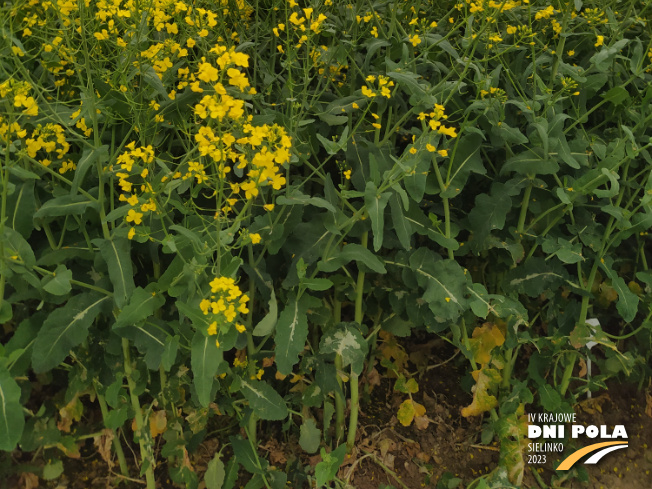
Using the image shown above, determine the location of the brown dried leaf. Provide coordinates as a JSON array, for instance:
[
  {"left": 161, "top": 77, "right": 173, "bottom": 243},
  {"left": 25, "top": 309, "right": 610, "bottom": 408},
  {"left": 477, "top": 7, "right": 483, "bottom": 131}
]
[
  {"left": 262, "top": 356, "right": 275, "bottom": 368},
  {"left": 577, "top": 358, "right": 587, "bottom": 378},
  {"left": 414, "top": 415, "right": 430, "bottom": 431},
  {"left": 19, "top": 472, "right": 39, "bottom": 489},
  {"left": 94, "top": 429, "right": 115, "bottom": 470}
]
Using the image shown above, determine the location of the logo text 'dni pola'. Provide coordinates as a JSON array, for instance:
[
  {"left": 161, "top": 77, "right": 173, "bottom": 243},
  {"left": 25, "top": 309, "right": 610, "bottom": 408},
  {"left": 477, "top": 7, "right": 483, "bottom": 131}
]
[{"left": 527, "top": 412, "right": 628, "bottom": 470}]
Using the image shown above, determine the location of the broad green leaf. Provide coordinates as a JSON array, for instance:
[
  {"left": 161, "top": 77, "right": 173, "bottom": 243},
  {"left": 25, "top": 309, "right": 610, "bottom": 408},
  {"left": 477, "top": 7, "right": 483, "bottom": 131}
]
[
  {"left": 72, "top": 145, "right": 108, "bottom": 195},
  {"left": 299, "top": 418, "right": 321, "bottom": 454},
  {"left": 389, "top": 193, "right": 412, "bottom": 250},
  {"left": 32, "top": 294, "right": 108, "bottom": 373},
  {"left": 316, "top": 126, "right": 349, "bottom": 155},
  {"left": 34, "top": 195, "right": 97, "bottom": 219},
  {"left": 410, "top": 252, "right": 467, "bottom": 322},
  {"left": 42, "top": 264, "right": 73, "bottom": 295},
  {"left": 302, "top": 277, "right": 333, "bottom": 291},
  {"left": 276, "top": 189, "right": 336, "bottom": 213},
  {"left": 240, "top": 379, "right": 288, "bottom": 421},
  {"left": 274, "top": 294, "right": 310, "bottom": 375},
  {"left": 230, "top": 436, "right": 265, "bottom": 474},
  {"left": 6, "top": 180, "right": 35, "bottom": 238},
  {"left": 501, "top": 148, "right": 559, "bottom": 176},
  {"left": 3, "top": 228, "right": 36, "bottom": 268},
  {"left": 600, "top": 265, "right": 639, "bottom": 322},
  {"left": 315, "top": 445, "right": 347, "bottom": 488},
  {"left": 253, "top": 289, "right": 277, "bottom": 336},
  {"left": 590, "top": 39, "right": 628, "bottom": 71},
  {"left": 94, "top": 237, "right": 135, "bottom": 308},
  {"left": 205, "top": 453, "right": 225, "bottom": 489},
  {"left": 161, "top": 335, "right": 179, "bottom": 371},
  {"left": 539, "top": 384, "right": 561, "bottom": 412},
  {"left": 113, "top": 287, "right": 165, "bottom": 329},
  {"left": 191, "top": 331, "right": 222, "bottom": 407},
  {"left": 319, "top": 323, "right": 368, "bottom": 375},
  {"left": 42, "top": 460, "right": 64, "bottom": 480},
  {"left": 319, "top": 243, "right": 386, "bottom": 274},
  {"left": 0, "top": 365, "right": 24, "bottom": 451},
  {"left": 505, "top": 258, "right": 567, "bottom": 297},
  {"left": 467, "top": 190, "right": 511, "bottom": 240},
  {"left": 364, "top": 181, "right": 391, "bottom": 251}
]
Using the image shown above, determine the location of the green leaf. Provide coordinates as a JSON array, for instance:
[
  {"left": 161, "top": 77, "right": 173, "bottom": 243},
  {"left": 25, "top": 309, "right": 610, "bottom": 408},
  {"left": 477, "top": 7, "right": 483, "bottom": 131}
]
[
  {"left": 601, "top": 265, "right": 639, "bottom": 322},
  {"left": 0, "top": 365, "right": 24, "bottom": 451},
  {"left": 316, "top": 126, "right": 349, "bottom": 155},
  {"left": 191, "top": 331, "right": 222, "bottom": 407},
  {"left": 319, "top": 323, "right": 368, "bottom": 375},
  {"left": 539, "top": 384, "right": 562, "bottom": 412},
  {"left": 240, "top": 379, "right": 288, "bottom": 421},
  {"left": 3, "top": 227, "right": 36, "bottom": 268},
  {"left": 34, "top": 195, "right": 97, "bottom": 219},
  {"left": 276, "top": 189, "right": 336, "bottom": 213},
  {"left": 253, "top": 290, "right": 277, "bottom": 336},
  {"left": 319, "top": 243, "right": 386, "bottom": 274},
  {"left": 390, "top": 193, "right": 412, "bottom": 250},
  {"left": 42, "top": 264, "right": 73, "bottom": 295},
  {"left": 467, "top": 190, "right": 511, "bottom": 240},
  {"left": 6, "top": 180, "right": 35, "bottom": 238},
  {"left": 274, "top": 294, "right": 310, "bottom": 375},
  {"left": 302, "top": 278, "right": 333, "bottom": 291},
  {"left": 32, "top": 294, "right": 108, "bottom": 373},
  {"left": 72, "top": 145, "right": 108, "bottom": 195},
  {"left": 299, "top": 418, "right": 321, "bottom": 454},
  {"left": 113, "top": 287, "right": 165, "bottom": 329},
  {"left": 410, "top": 251, "right": 467, "bottom": 322},
  {"left": 364, "top": 181, "right": 391, "bottom": 251},
  {"left": 205, "top": 453, "right": 226, "bottom": 489},
  {"left": 501, "top": 147, "right": 559, "bottom": 176},
  {"left": 94, "top": 237, "right": 135, "bottom": 308},
  {"left": 42, "top": 459, "right": 64, "bottom": 480},
  {"left": 230, "top": 436, "right": 265, "bottom": 474},
  {"left": 315, "top": 445, "right": 347, "bottom": 487}
]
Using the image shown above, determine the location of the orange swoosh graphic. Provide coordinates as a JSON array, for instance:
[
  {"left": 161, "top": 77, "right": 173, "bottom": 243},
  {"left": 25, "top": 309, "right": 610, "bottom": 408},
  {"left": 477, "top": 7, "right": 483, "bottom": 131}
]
[{"left": 557, "top": 441, "right": 628, "bottom": 470}]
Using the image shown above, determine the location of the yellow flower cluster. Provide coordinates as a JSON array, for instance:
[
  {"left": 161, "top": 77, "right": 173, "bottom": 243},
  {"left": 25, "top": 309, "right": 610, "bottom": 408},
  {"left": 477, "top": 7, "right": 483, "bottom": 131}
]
[
  {"left": 479, "top": 87, "right": 508, "bottom": 102},
  {"left": 199, "top": 277, "right": 249, "bottom": 347},
  {"left": 361, "top": 74, "right": 394, "bottom": 99},
  {"left": 25, "top": 124, "right": 74, "bottom": 172},
  {"left": 0, "top": 80, "right": 39, "bottom": 117},
  {"left": 114, "top": 142, "right": 157, "bottom": 239},
  {"left": 273, "top": 5, "right": 328, "bottom": 51},
  {"left": 418, "top": 104, "right": 458, "bottom": 138}
]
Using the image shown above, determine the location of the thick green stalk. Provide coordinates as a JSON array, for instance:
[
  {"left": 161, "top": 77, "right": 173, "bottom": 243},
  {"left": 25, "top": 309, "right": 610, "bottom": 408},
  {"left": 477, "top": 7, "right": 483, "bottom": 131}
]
[
  {"left": 333, "top": 297, "right": 345, "bottom": 443},
  {"left": 121, "top": 338, "right": 156, "bottom": 489},
  {"left": 246, "top": 245, "right": 258, "bottom": 446},
  {"left": 516, "top": 183, "right": 533, "bottom": 236},
  {"left": 432, "top": 161, "right": 454, "bottom": 260},
  {"left": 347, "top": 231, "right": 367, "bottom": 452}
]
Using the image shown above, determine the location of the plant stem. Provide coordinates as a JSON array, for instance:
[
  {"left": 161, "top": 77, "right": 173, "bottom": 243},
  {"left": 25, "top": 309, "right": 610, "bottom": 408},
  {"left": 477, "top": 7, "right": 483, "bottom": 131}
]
[
  {"left": 333, "top": 296, "right": 345, "bottom": 444},
  {"left": 347, "top": 230, "right": 367, "bottom": 452},
  {"left": 246, "top": 244, "right": 258, "bottom": 446},
  {"left": 121, "top": 338, "right": 156, "bottom": 489}
]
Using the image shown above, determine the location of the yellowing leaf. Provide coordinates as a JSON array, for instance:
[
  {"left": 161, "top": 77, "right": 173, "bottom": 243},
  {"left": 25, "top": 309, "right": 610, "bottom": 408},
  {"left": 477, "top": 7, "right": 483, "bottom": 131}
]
[
  {"left": 397, "top": 399, "right": 416, "bottom": 426},
  {"left": 397, "top": 399, "right": 426, "bottom": 426},
  {"left": 149, "top": 410, "right": 168, "bottom": 437},
  {"left": 467, "top": 322, "right": 505, "bottom": 366},
  {"left": 461, "top": 367, "right": 501, "bottom": 417},
  {"left": 57, "top": 395, "right": 83, "bottom": 433}
]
